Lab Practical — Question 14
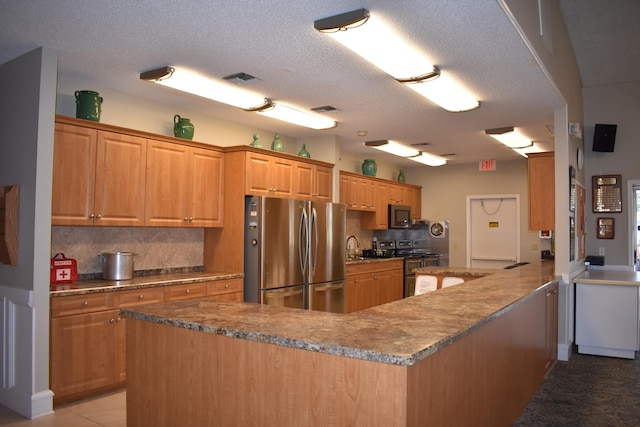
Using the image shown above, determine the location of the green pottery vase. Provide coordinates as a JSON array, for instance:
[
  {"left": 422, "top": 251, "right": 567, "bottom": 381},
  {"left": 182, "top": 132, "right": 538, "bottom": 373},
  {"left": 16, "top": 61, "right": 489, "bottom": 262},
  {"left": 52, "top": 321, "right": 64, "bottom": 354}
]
[
  {"left": 398, "top": 169, "right": 405, "bottom": 183},
  {"left": 271, "top": 134, "right": 283, "bottom": 152},
  {"left": 173, "top": 115, "right": 194, "bottom": 140},
  {"left": 298, "top": 144, "right": 310, "bottom": 158},
  {"left": 75, "top": 90, "right": 103, "bottom": 122},
  {"left": 362, "top": 159, "right": 377, "bottom": 177}
]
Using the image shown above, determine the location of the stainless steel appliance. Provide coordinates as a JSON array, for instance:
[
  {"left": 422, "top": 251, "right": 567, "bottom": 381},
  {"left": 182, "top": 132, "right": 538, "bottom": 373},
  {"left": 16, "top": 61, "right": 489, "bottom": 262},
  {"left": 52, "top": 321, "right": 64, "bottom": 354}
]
[
  {"left": 388, "top": 204, "right": 411, "bottom": 228},
  {"left": 396, "top": 240, "right": 440, "bottom": 297},
  {"left": 368, "top": 220, "right": 450, "bottom": 297},
  {"left": 244, "top": 196, "right": 346, "bottom": 313}
]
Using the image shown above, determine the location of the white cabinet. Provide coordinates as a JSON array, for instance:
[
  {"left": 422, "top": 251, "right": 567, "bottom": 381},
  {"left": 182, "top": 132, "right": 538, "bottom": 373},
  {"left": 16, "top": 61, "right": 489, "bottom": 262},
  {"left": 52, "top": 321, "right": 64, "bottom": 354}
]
[{"left": 576, "top": 281, "right": 640, "bottom": 359}]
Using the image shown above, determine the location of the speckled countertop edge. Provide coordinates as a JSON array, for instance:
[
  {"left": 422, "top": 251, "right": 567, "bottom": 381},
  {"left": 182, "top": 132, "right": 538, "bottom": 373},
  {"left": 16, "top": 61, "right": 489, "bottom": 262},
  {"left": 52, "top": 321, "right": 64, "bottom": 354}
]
[
  {"left": 573, "top": 269, "right": 640, "bottom": 286},
  {"left": 50, "top": 271, "right": 244, "bottom": 297},
  {"left": 121, "top": 261, "right": 558, "bottom": 366}
]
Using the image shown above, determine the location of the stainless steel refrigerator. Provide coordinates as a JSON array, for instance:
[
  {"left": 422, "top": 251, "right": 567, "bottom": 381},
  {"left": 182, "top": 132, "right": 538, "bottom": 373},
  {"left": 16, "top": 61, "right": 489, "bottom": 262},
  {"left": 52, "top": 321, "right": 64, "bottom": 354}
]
[{"left": 244, "top": 196, "right": 346, "bottom": 313}]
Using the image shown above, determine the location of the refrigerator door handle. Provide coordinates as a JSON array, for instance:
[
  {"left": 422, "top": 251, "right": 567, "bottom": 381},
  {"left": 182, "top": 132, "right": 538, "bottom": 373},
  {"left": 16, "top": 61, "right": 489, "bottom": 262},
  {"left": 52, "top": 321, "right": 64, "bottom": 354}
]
[
  {"left": 299, "top": 208, "right": 308, "bottom": 274},
  {"left": 310, "top": 206, "right": 318, "bottom": 274}
]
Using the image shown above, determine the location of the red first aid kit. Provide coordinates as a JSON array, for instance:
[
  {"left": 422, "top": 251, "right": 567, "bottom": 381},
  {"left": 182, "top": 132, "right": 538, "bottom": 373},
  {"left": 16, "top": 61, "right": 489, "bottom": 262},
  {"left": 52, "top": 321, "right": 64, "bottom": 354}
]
[{"left": 50, "top": 253, "right": 78, "bottom": 283}]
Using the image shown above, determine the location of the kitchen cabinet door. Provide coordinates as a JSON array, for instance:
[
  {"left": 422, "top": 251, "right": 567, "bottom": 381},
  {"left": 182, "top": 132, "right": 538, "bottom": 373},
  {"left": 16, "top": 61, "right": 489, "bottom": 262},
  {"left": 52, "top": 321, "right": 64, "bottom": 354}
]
[
  {"left": 246, "top": 152, "right": 294, "bottom": 197},
  {"left": 93, "top": 131, "right": 147, "bottom": 226},
  {"left": 145, "top": 139, "right": 190, "bottom": 226},
  {"left": 164, "top": 282, "right": 208, "bottom": 301},
  {"left": 206, "top": 278, "right": 243, "bottom": 301},
  {"left": 293, "top": 162, "right": 332, "bottom": 201},
  {"left": 408, "top": 186, "right": 422, "bottom": 219},
  {"left": 188, "top": 147, "right": 223, "bottom": 227},
  {"left": 51, "top": 122, "right": 98, "bottom": 225},
  {"left": 375, "top": 267, "right": 404, "bottom": 305},
  {"left": 528, "top": 152, "right": 555, "bottom": 231},
  {"left": 50, "top": 310, "right": 120, "bottom": 400},
  {"left": 313, "top": 164, "right": 333, "bottom": 201},
  {"left": 146, "top": 141, "right": 223, "bottom": 227}
]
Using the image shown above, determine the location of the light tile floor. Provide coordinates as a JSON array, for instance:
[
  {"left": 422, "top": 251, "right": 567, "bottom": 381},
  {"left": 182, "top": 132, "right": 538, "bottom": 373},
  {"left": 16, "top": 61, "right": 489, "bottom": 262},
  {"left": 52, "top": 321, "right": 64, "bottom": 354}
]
[{"left": 0, "top": 390, "right": 125, "bottom": 427}]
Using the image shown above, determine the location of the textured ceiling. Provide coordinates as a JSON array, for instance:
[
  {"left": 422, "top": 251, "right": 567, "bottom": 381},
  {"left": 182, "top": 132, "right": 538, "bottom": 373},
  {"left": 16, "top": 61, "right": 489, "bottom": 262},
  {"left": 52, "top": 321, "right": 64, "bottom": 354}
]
[{"left": 0, "top": 1, "right": 634, "bottom": 167}]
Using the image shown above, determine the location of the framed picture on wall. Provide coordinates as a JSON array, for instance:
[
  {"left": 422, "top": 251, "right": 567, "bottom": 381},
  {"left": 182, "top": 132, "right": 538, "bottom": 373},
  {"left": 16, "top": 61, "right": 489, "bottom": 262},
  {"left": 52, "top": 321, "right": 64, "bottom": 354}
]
[
  {"left": 569, "top": 165, "right": 576, "bottom": 212},
  {"left": 597, "top": 217, "right": 615, "bottom": 239}
]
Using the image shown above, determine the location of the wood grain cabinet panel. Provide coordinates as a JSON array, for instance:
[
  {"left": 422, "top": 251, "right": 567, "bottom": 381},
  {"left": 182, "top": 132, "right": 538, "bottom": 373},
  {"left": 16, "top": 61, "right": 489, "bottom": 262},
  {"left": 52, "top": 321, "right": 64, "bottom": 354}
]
[
  {"left": 345, "top": 261, "right": 403, "bottom": 312},
  {"left": 294, "top": 163, "right": 333, "bottom": 201},
  {"left": 52, "top": 123, "right": 147, "bottom": 226},
  {"left": 50, "top": 309, "right": 122, "bottom": 403},
  {"left": 145, "top": 140, "right": 223, "bottom": 227},
  {"left": 245, "top": 152, "right": 294, "bottom": 197},
  {"left": 528, "top": 152, "right": 555, "bottom": 231},
  {"left": 164, "top": 282, "right": 208, "bottom": 301}
]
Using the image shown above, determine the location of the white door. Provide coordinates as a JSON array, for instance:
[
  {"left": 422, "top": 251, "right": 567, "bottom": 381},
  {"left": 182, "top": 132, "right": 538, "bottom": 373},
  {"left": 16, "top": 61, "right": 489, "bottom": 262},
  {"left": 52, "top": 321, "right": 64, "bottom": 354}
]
[{"left": 467, "top": 195, "right": 520, "bottom": 269}]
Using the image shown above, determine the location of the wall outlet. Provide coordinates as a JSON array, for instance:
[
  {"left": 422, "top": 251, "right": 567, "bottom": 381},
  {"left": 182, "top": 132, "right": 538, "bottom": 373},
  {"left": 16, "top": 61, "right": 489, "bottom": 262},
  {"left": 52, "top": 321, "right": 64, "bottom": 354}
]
[{"left": 599, "top": 247, "right": 605, "bottom": 256}]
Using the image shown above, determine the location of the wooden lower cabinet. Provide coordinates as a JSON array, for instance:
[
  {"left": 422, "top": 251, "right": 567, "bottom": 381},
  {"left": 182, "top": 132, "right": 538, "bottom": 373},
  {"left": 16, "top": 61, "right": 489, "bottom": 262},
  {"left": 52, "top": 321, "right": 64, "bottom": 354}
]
[
  {"left": 346, "top": 260, "right": 403, "bottom": 313},
  {"left": 50, "top": 278, "right": 243, "bottom": 404},
  {"left": 50, "top": 309, "right": 123, "bottom": 404}
]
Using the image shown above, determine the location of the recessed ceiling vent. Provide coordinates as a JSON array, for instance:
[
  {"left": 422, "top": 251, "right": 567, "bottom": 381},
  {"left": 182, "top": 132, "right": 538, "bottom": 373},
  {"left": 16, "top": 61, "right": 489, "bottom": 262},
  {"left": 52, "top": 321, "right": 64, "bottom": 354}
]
[
  {"left": 311, "top": 105, "right": 339, "bottom": 113},
  {"left": 440, "top": 153, "right": 457, "bottom": 157},
  {"left": 411, "top": 142, "right": 431, "bottom": 147},
  {"left": 223, "top": 72, "right": 259, "bottom": 85}
]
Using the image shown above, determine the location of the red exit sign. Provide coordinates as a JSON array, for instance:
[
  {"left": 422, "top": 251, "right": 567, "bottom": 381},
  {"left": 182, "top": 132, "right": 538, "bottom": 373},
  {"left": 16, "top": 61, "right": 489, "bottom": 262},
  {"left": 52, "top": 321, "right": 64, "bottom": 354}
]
[{"left": 479, "top": 159, "right": 496, "bottom": 171}]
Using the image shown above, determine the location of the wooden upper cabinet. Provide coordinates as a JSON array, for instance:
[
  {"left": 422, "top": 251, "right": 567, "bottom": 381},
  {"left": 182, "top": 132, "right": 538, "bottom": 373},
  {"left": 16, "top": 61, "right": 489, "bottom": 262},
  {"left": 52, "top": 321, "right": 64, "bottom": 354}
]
[
  {"left": 408, "top": 186, "right": 422, "bottom": 219},
  {"left": 52, "top": 123, "right": 146, "bottom": 226},
  {"left": 528, "top": 152, "right": 555, "bottom": 231},
  {"left": 245, "top": 152, "right": 294, "bottom": 197},
  {"left": 145, "top": 140, "right": 224, "bottom": 228},
  {"left": 94, "top": 131, "right": 147, "bottom": 226},
  {"left": 52, "top": 122, "right": 97, "bottom": 225},
  {"left": 145, "top": 140, "right": 189, "bottom": 227},
  {"left": 188, "top": 147, "right": 224, "bottom": 227},
  {"left": 294, "top": 163, "right": 333, "bottom": 201}
]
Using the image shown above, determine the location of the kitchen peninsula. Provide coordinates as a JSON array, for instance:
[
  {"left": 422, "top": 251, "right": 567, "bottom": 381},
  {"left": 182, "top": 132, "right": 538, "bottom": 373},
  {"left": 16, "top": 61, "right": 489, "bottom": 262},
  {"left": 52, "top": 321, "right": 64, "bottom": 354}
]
[{"left": 122, "top": 261, "right": 558, "bottom": 426}]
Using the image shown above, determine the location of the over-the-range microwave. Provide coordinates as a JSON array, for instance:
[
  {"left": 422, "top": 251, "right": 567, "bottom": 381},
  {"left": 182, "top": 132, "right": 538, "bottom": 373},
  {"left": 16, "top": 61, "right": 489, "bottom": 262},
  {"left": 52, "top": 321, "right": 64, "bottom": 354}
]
[{"left": 388, "top": 204, "right": 411, "bottom": 229}]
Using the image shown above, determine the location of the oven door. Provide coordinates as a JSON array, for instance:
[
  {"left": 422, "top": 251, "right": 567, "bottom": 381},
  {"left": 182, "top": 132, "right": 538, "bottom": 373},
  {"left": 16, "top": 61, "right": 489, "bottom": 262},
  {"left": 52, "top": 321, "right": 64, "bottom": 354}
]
[{"left": 404, "top": 256, "right": 423, "bottom": 297}]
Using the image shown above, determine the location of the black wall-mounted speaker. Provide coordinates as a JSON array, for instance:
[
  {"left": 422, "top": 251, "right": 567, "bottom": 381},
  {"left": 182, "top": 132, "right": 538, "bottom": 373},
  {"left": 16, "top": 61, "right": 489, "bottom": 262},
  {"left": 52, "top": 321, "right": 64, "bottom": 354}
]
[{"left": 592, "top": 123, "right": 617, "bottom": 152}]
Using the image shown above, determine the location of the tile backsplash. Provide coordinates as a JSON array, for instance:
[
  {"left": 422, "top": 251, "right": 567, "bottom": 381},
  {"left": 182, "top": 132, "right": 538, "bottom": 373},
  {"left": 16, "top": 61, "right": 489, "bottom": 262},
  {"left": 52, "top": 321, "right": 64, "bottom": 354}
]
[
  {"left": 346, "top": 211, "right": 373, "bottom": 252},
  {"left": 51, "top": 226, "right": 204, "bottom": 275}
]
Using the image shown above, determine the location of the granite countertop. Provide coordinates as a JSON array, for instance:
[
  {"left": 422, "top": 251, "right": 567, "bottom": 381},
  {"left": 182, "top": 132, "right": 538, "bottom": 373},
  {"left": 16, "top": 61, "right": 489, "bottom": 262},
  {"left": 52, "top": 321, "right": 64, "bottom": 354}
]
[
  {"left": 346, "top": 257, "right": 402, "bottom": 266},
  {"left": 413, "top": 266, "right": 499, "bottom": 277},
  {"left": 50, "top": 271, "right": 244, "bottom": 297},
  {"left": 121, "top": 261, "right": 557, "bottom": 366},
  {"left": 574, "top": 269, "right": 640, "bottom": 286}
]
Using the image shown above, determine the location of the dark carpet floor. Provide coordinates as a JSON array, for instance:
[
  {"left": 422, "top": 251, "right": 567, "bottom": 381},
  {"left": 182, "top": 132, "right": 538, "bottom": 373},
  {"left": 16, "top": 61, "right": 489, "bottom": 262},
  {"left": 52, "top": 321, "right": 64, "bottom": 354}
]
[{"left": 514, "top": 350, "right": 640, "bottom": 426}]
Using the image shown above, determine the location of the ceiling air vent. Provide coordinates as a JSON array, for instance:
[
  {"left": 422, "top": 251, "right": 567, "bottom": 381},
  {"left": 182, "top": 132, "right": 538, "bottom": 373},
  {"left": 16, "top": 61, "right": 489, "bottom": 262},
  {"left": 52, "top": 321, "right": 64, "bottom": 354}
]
[
  {"left": 223, "top": 72, "right": 259, "bottom": 85},
  {"left": 311, "top": 105, "right": 339, "bottom": 113}
]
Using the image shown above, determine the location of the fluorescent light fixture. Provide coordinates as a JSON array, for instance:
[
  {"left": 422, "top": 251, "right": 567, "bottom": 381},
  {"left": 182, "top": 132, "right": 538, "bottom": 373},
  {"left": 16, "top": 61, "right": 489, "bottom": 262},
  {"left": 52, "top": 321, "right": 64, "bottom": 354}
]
[
  {"left": 140, "top": 66, "right": 337, "bottom": 130},
  {"left": 405, "top": 73, "right": 481, "bottom": 113},
  {"left": 365, "top": 139, "right": 446, "bottom": 166},
  {"left": 314, "top": 9, "right": 480, "bottom": 113},
  {"left": 409, "top": 152, "right": 447, "bottom": 167},
  {"left": 513, "top": 142, "right": 545, "bottom": 158},
  {"left": 256, "top": 103, "right": 337, "bottom": 130},
  {"left": 485, "top": 127, "right": 533, "bottom": 149},
  {"left": 365, "top": 140, "right": 420, "bottom": 157},
  {"left": 315, "top": 9, "right": 437, "bottom": 81}
]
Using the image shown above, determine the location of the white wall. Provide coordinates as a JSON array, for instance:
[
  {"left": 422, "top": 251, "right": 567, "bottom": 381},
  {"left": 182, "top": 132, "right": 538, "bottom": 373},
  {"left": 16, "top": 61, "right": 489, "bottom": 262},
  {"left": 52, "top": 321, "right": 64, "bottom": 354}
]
[
  {"left": 583, "top": 82, "right": 640, "bottom": 267},
  {"left": 0, "top": 47, "right": 57, "bottom": 418},
  {"left": 408, "top": 159, "right": 544, "bottom": 267}
]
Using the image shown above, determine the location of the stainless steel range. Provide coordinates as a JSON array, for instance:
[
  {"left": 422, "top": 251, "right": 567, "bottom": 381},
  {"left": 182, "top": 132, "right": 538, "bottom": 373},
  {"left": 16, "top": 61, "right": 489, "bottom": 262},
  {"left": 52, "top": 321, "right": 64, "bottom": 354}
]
[
  {"left": 396, "top": 240, "right": 440, "bottom": 297},
  {"left": 369, "top": 221, "right": 450, "bottom": 297}
]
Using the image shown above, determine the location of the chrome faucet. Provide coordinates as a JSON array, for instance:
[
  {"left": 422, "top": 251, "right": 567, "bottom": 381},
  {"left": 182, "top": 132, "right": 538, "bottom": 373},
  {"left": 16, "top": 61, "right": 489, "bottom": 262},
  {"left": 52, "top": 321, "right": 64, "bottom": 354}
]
[{"left": 346, "top": 235, "right": 360, "bottom": 259}]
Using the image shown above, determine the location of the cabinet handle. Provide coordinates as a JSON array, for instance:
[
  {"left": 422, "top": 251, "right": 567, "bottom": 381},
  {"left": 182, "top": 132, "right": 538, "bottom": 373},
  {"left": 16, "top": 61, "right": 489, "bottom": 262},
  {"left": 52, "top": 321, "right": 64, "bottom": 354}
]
[
  {"left": 89, "top": 214, "right": 95, "bottom": 218},
  {"left": 116, "top": 317, "right": 121, "bottom": 322},
  {"left": 138, "top": 294, "right": 144, "bottom": 300},
  {"left": 189, "top": 217, "right": 193, "bottom": 221},
  {"left": 225, "top": 284, "right": 229, "bottom": 288},
  {"left": 185, "top": 289, "right": 191, "bottom": 294},
  {"left": 110, "top": 318, "right": 115, "bottom": 323},
  {"left": 184, "top": 217, "right": 189, "bottom": 221},
  {"left": 96, "top": 214, "right": 102, "bottom": 219},
  {"left": 82, "top": 301, "right": 89, "bottom": 307}
]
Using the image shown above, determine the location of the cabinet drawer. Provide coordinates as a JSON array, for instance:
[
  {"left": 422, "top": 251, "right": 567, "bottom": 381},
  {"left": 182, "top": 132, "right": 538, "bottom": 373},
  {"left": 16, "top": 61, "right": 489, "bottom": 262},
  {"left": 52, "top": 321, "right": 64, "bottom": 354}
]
[
  {"left": 51, "top": 293, "right": 114, "bottom": 317},
  {"left": 164, "top": 282, "right": 208, "bottom": 301},
  {"left": 206, "top": 279, "right": 243, "bottom": 296},
  {"left": 115, "top": 287, "right": 164, "bottom": 308}
]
